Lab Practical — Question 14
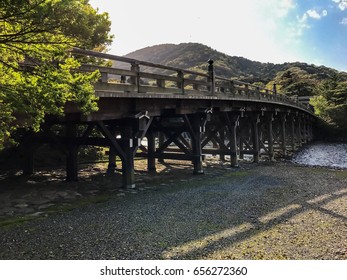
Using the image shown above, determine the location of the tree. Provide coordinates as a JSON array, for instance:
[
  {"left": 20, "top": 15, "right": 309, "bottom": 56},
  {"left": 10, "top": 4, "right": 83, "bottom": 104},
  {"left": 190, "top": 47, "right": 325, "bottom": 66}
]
[
  {"left": 271, "top": 67, "right": 318, "bottom": 96},
  {"left": 0, "top": 0, "right": 113, "bottom": 149},
  {"left": 311, "top": 74, "right": 347, "bottom": 133}
]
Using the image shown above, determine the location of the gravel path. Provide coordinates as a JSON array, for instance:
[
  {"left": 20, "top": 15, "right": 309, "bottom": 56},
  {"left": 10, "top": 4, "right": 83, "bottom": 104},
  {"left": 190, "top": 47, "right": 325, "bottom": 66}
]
[{"left": 0, "top": 161, "right": 346, "bottom": 260}]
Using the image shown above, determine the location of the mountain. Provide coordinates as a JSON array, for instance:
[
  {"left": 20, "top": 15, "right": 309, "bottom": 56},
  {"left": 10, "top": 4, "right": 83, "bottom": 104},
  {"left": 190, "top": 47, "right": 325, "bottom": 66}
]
[{"left": 124, "top": 43, "right": 344, "bottom": 84}]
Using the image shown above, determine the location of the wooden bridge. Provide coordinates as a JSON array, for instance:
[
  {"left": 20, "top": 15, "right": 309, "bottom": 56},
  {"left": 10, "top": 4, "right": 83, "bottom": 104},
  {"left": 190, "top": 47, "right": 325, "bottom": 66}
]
[{"left": 21, "top": 49, "right": 315, "bottom": 188}]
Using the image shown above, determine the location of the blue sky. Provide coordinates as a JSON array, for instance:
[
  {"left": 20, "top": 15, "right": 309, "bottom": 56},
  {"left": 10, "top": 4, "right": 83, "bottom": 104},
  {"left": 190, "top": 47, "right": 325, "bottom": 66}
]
[{"left": 89, "top": 0, "right": 347, "bottom": 71}]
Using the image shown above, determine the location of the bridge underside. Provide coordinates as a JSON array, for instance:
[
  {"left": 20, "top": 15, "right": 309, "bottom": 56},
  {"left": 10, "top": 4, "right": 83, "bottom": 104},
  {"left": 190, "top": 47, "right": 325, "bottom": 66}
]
[{"left": 20, "top": 96, "right": 314, "bottom": 188}]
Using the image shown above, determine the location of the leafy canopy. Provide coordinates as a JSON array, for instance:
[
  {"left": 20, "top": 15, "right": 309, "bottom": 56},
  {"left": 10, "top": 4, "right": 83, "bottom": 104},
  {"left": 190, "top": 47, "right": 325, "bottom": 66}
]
[
  {"left": 0, "top": 0, "right": 113, "bottom": 149},
  {"left": 311, "top": 74, "right": 347, "bottom": 132}
]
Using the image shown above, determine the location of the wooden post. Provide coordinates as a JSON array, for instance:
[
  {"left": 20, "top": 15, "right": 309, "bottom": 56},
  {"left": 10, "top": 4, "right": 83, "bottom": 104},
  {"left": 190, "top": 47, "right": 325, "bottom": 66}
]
[
  {"left": 267, "top": 113, "right": 275, "bottom": 161},
  {"left": 208, "top": 59, "right": 215, "bottom": 95},
  {"left": 252, "top": 113, "right": 260, "bottom": 163},
  {"left": 130, "top": 62, "right": 140, "bottom": 92},
  {"left": 158, "top": 132, "right": 165, "bottom": 163},
  {"left": 239, "top": 127, "right": 244, "bottom": 160},
  {"left": 280, "top": 113, "right": 287, "bottom": 156},
  {"left": 297, "top": 115, "right": 303, "bottom": 147},
  {"left": 177, "top": 70, "right": 185, "bottom": 94},
  {"left": 147, "top": 130, "right": 156, "bottom": 172},
  {"left": 302, "top": 117, "right": 308, "bottom": 143},
  {"left": 219, "top": 129, "right": 225, "bottom": 161},
  {"left": 121, "top": 125, "right": 135, "bottom": 189},
  {"left": 226, "top": 113, "right": 239, "bottom": 168},
  {"left": 308, "top": 118, "right": 313, "bottom": 141},
  {"left": 66, "top": 122, "right": 78, "bottom": 182},
  {"left": 190, "top": 114, "right": 204, "bottom": 175},
  {"left": 290, "top": 115, "right": 296, "bottom": 151}
]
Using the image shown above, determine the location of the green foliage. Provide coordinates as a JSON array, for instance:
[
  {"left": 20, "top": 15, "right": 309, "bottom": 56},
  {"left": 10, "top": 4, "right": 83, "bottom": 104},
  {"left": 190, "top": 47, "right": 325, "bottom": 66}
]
[
  {"left": 0, "top": 0, "right": 112, "bottom": 149},
  {"left": 311, "top": 75, "right": 347, "bottom": 132},
  {"left": 272, "top": 67, "right": 318, "bottom": 96}
]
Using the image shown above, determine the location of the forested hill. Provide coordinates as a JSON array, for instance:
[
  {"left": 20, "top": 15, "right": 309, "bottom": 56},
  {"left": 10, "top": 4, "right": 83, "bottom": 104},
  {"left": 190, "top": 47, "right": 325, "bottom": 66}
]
[{"left": 124, "top": 43, "right": 344, "bottom": 84}]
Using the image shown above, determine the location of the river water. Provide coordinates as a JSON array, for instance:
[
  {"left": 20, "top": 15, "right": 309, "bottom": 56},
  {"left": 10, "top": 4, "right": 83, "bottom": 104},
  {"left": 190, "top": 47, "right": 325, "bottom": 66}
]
[{"left": 291, "top": 142, "right": 347, "bottom": 169}]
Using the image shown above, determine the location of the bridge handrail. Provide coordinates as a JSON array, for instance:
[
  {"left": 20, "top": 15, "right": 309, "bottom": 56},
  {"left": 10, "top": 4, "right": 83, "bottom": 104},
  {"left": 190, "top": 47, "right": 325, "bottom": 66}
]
[
  {"left": 71, "top": 48, "right": 210, "bottom": 78},
  {"left": 70, "top": 48, "right": 312, "bottom": 113}
]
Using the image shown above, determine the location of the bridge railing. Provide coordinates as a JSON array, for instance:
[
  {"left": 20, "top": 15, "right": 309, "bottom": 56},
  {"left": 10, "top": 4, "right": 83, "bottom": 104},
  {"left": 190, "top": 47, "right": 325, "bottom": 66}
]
[{"left": 71, "top": 48, "right": 311, "bottom": 112}]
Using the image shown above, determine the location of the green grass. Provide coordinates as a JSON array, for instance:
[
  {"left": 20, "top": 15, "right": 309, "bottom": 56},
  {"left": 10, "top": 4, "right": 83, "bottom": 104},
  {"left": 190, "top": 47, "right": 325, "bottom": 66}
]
[
  {"left": 0, "top": 216, "right": 39, "bottom": 228},
  {"left": 0, "top": 194, "right": 112, "bottom": 229}
]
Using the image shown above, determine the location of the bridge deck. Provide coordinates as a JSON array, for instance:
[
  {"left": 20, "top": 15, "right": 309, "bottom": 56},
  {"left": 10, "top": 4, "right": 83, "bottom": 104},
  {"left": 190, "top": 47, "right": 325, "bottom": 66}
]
[
  {"left": 67, "top": 48, "right": 313, "bottom": 122},
  {"left": 21, "top": 49, "right": 316, "bottom": 189}
]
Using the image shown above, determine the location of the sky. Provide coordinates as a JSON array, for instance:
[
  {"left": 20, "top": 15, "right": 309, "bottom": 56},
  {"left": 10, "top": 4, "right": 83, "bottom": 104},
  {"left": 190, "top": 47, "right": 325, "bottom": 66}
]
[{"left": 89, "top": 0, "right": 347, "bottom": 71}]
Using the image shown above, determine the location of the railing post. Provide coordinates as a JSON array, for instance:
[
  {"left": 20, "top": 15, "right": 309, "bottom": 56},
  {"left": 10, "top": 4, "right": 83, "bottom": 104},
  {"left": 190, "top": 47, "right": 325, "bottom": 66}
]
[
  {"left": 156, "top": 79, "right": 165, "bottom": 88},
  {"left": 256, "top": 86, "right": 261, "bottom": 100},
  {"left": 208, "top": 59, "right": 215, "bottom": 95},
  {"left": 130, "top": 62, "right": 140, "bottom": 92},
  {"left": 100, "top": 72, "right": 108, "bottom": 83},
  {"left": 230, "top": 80, "right": 235, "bottom": 96},
  {"left": 177, "top": 70, "right": 185, "bottom": 94},
  {"left": 245, "top": 84, "right": 250, "bottom": 98}
]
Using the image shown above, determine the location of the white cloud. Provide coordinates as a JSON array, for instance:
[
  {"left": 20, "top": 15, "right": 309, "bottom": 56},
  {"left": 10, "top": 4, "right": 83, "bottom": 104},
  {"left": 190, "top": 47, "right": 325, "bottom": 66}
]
[
  {"left": 306, "top": 9, "right": 328, "bottom": 19},
  {"left": 307, "top": 9, "right": 321, "bottom": 19},
  {"left": 332, "top": 0, "right": 347, "bottom": 11},
  {"left": 341, "top": 17, "right": 347, "bottom": 24}
]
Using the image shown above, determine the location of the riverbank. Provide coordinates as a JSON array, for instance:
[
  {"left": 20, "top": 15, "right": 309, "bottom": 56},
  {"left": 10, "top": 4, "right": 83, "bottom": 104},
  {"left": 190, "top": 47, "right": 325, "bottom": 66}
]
[{"left": 0, "top": 159, "right": 346, "bottom": 260}]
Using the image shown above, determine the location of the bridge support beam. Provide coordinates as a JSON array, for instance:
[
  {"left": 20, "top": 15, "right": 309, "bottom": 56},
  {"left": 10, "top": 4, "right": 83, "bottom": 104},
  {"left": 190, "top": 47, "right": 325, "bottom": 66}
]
[
  {"left": 280, "top": 113, "right": 287, "bottom": 156},
  {"left": 99, "top": 115, "right": 152, "bottom": 188},
  {"left": 251, "top": 113, "right": 260, "bottom": 163},
  {"left": 290, "top": 115, "right": 296, "bottom": 151},
  {"left": 267, "top": 113, "right": 275, "bottom": 161},
  {"left": 297, "top": 115, "right": 302, "bottom": 147},
  {"left": 147, "top": 130, "right": 156, "bottom": 172},
  {"left": 121, "top": 125, "right": 136, "bottom": 189},
  {"left": 188, "top": 114, "right": 205, "bottom": 175},
  {"left": 224, "top": 112, "right": 240, "bottom": 167}
]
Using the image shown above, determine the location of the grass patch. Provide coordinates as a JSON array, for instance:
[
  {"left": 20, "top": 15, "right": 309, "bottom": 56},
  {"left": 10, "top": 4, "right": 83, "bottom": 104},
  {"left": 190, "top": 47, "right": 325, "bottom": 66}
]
[
  {"left": 336, "top": 170, "right": 347, "bottom": 179},
  {"left": 45, "top": 194, "right": 111, "bottom": 214},
  {"left": 0, "top": 194, "right": 112, "bottom": 229},
  {"left": 0, "top": 216, "right": 38, "bottom": 228}
]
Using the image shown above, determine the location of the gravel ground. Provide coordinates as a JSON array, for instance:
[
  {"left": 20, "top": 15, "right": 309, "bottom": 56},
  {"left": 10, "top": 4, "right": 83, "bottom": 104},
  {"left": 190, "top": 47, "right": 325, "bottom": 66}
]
[{"left": 0, "top": 161, "right": 346, "bottom": 260}]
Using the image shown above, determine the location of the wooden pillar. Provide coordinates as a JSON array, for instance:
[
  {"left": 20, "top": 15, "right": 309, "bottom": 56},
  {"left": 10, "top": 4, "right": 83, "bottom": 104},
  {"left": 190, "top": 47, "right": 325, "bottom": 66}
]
[
  {"left": 251, "top": 113, "right": 260, "bottom": 163},
  {"left": 239, "top": 127, "right": 244, "bottom": 160},
  {"left": 297, "top": 116, "right": 303, "bottom": 147},
  {"left": 66, "top": 122, "right": 78, "bottom": 182},
  {"left": 302, "top": 117, "right": 308, "bottom": 143},
  {"left": 121, "top": 125, "right": 135, "bottom": 189},
  {"left": 190, "top": 114, "right": 204, "bottom": 175},
  {"left": 290, "top": 115, "right": 296, "bottom": 151},
  {"left": 207, "top": 59, "right": 215, "bottom": 95},
  {"left": 220, "top": 129, "right": 226, "bottom": 161},
  {"left": 158, "top": 132, "right": 165, "bottom": 163},
  {"left": 267, "top": 113, "right": 275, "bottom": 161},
  {"left": 280, "top": 114, "right": 287, "bottom": 156},
  {"left": 308, "top": 119, "right": 313, "bottom": 141},
  {"left": 226, "top": 113, "right": 239, "bottom": 168},
  {"left": 147, "top": 130, "right": 156, "bottom": 172}
]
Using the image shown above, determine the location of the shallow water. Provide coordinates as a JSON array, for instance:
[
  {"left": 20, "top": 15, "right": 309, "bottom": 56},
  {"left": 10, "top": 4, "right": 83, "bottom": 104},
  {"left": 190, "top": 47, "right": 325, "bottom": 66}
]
[{"left": 291, "top": 142, "right": 347, "bottom": 168}]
